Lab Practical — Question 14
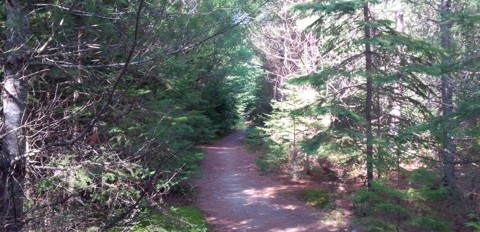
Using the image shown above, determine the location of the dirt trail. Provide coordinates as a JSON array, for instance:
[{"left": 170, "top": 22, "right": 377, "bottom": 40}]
[{"left": 195, "top": 131, "right": 344, "bottom": 232}]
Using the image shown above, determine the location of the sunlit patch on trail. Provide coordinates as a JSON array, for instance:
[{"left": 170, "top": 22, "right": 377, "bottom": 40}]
[
  {"left": 202, "top": 146, "right": 233, "bottom": 150},
  {"left": 242, "top": 186, "right": 288, "bottom": 198}
]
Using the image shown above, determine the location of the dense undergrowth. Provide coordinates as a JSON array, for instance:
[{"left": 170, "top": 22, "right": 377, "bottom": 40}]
[
  {"left": 352, "top": 176, "right": 452, "bottom": 231},
  {"left": 245, "top": 127, "right": 480, "bottom": 231}
]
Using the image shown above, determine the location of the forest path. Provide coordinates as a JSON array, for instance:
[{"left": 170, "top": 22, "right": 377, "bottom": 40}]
[{"left": 195, "top": 130, "right": 341, "bottom": 232}]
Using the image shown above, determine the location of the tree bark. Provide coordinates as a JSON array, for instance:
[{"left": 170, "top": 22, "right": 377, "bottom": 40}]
[
  {"left": 363, "top": 3, "right": 374, "bottom": 188},
  {"left": 1, "top": 0, "right": 30, "bottom": 230},
  {"left": 439, "top": 0, "right": 456, "bottom": 189},
  {"left": 291, "top": 117, "right": 298, "bottom": 181},
  {"left": 393, "top": 9, "right": 404, "bottom": 188}
]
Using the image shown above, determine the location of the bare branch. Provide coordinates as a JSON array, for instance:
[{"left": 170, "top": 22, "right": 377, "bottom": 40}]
[{"left": 15, "top": 0, "right": 146, "bottom": 162}]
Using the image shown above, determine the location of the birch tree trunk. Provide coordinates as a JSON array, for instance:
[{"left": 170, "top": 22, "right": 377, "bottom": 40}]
[{"left": 1, "top": 0, "right": 30, "bottom": 230}]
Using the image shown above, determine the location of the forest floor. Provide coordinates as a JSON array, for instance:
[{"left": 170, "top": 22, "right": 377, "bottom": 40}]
[{"left": 194, "top": 130, "right": 357, "bottom": 232}]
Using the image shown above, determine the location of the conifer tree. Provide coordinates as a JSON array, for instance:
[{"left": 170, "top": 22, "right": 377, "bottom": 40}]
[{"left": 294, "top": 0, "right": 386, "bottom": 186}]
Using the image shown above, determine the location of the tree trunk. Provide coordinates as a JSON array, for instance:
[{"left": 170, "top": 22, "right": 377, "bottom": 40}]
[
  {"left": 291, "top": 117, "right": 298, "bottom": 181},
  {"left": 393, "top": 10, "right": 405, "bottom": 230},
  {"left": 439, "top": 0, "right": 456, "bottom": 189},
  {"left": 363, "top": 2, "right": 374, "bottom": 188},
  {"left": 73, "top": 25, "right": 84, "bottom": 135},
  {"left": 1, "top": 0, "right": 30, "bottom": 230},
  {"left": 376, "top": 84, "right": 382, "bottom": 179},
  {"left": 393, "top": 9, "right": 404, "bottom": 188}
]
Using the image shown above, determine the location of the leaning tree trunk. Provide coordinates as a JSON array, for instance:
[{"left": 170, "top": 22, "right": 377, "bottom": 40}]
[
  {"left": 1, "top": 0, "right": 30, "bottom": 230},
  {"left": 363, "top": 2, "right": 374, "bottom": 188},
  {"left": 439, "top": 0, "right": 456, "bottom": 190}
]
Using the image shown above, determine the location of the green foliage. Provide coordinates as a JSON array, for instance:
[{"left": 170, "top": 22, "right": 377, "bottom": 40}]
[
  {"left": 243, "top": 75, "right": 274, "bottom": 125},
  {"left": 256, "top": 138, "right": 289, "bottom": 172},
  {"left": 407, "top": 216, "right": 452, "bottom": 232},
  {"left": 7, "top": 0, "right": 479, "bottom": 230},
  {"left": 466, "top": 214, "right": 480, "bottom": 232},
  {"left": 352, "top": 176, "right": 454, "bottom": 232},
  {"left": 246, "top": 0, "right": 480, "bottom": 231},
  {"left": 131, "top": 205, "right": 208, "bottom": 232},
  {"left": 20, "top": 0, "right": 259, "bottom": 230},
  {"left": 244, "top": 126, "right": 288, "bottom": 172},
  {"left": 244, "top": 126, "right": 266, "bottom": 147},
  {"left": 295, "top": 1, "right": 363, "bottom": 16},
  {"left": 302, "top": 189, "right": 333, "bottom": 209},
  {"left": 355, "top": 217, "right": 397, "bottom": 232},
  {"left": 408, "top": 168, "right": 448, "bottom": 202}
]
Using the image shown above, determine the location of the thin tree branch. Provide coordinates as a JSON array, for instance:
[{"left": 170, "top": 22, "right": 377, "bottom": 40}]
[
  {"left": 32, "top": 3, "right": 122, "bottom": 20},
  {"left": 14, "top": 0, "right": 146, "bottom": 163}
]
